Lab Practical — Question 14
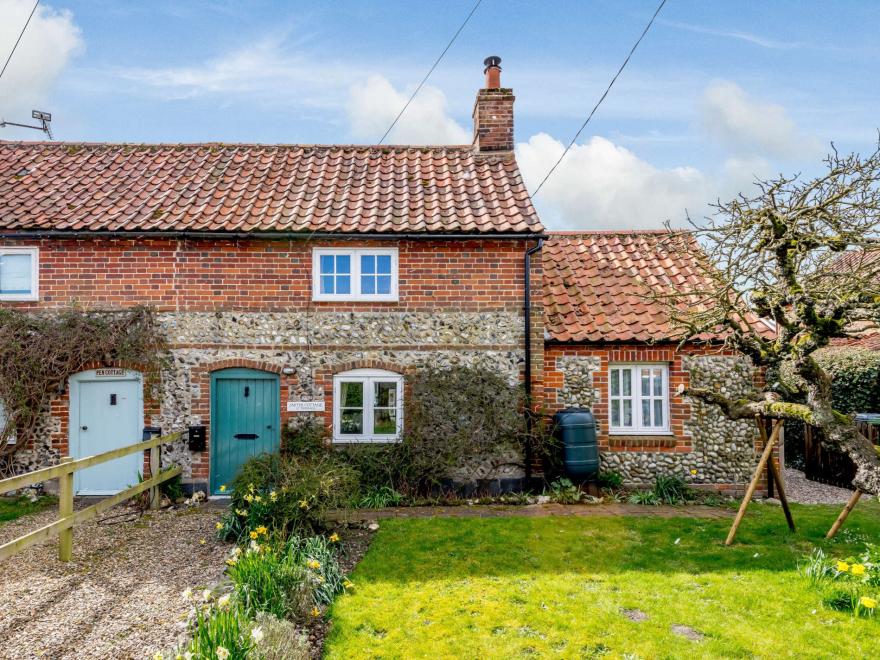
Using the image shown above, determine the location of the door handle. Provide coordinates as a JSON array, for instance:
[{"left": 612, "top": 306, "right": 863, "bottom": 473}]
[{"left": 233, "top": 433, "right": 259, "bottom": 440}]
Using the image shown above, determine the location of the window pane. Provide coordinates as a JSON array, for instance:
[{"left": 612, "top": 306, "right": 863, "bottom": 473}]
[
  {"left": 622, "top": 400, "right": 632, "bottom": 427},
  {"left": 654, "top": 400, "right": 663, "bottom": 427},
  {"left": 376, "top": 275, "right": 391, "bottom": 295},
  {"left": 361, "top": 276, "right": 375, "bottom": 295},
  {"left": 621, "top": 370, "right": 631, "bottom": 396},
  {"left": 642, "top": 399, "right": 651, "bottom": 427},
  {"left": 611, "top": 400, "right": 620, "bottom": 426},
  {"left": 336, "top": 275, "right": 351, "bottom": 295},
  {"left": 0, "top": 254, "right": 32, "bottom": 294},
  {"left": 336, "top": 255, "right": 351, "bottom": 274},
  {"left": 641, "top": 371, "right": 650, "bottom": 397},
  {"left": 320, "top": 275, "right": 334, "bottom": 294},
  {"left": 374, "top": 382, "right": 397, "bottom": 407},
  {"left": 377, "top": 255, "right": 392, "bottom": 274},
  {"left": 373, "top": 409, "right": 397, "bottom": 434},
  {"left": 610, "top": 370, "right": 619, "bottom": 396},
  {"left": 361, "top": 255, "right": 375, "bottom": 274},
  {"left": 340, "top": 409, "right": 363, "bottom": 435},
  {"left": 653, "top": 371, "right": 663, "bottom": 396},
  {"left": 320, "top": 254, "right": 334, "bottom": 274},
  {"left": 340, "top": 382, "right": 363, "bottom": 407}
]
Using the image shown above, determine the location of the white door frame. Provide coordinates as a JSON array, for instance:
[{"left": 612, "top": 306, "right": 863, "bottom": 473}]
[{"left": 69, "top": 368, "right": 144, "bottom": 495}]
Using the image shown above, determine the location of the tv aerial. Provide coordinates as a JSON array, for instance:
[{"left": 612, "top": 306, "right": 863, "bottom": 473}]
[{"left": 0, "top": 109, "right": 53, "bottom": 139}]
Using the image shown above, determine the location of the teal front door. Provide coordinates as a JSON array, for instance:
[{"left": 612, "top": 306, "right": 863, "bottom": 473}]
[{"left": 210, "top": 368, "right": 280, "bottom": 495}]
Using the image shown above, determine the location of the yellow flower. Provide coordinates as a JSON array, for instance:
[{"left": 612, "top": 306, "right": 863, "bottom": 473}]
[
  {"left": 317, "top": 576, "right": 325, "bottom": 584},
  {"left": 307, "top": 559, "right": 321, "bottom": 570},
  {"left": 860, "top": 596, "right": 877, "bottom": 609},
  {"left": 852, "top": 564, "right": 867, "bottom": 576},
  {"left": 249, "top": 531, "right": 259, "bottom": 540},
  {"left": 836, "top": 561, "right": 851, "bottom": 573},
  {"left": 329, "top": 533, "right": 340, "bottom": 543},
  {"left": 225, "top": 558, "right": 237, "bottom": 566},
  {"left": 217, "top": 594, "right": 231, "bottom": 610},
  {"left": 199, "top": 539, "right": 206, "bottom": 545},
  {"left": 269, "top": 491, "right": 278, "bottom": 502},
  {"left": 343, "top": 579, "right": 354, "bottom": 589},
  {"left": 215, "top": 522, "right": 223, "bottom": 530},
  {"left": 310, "top": 606, "right": 321, "bottom": 618},
  {"left": 219, "top": 484, "right": 227, "bottom": 492},
  {"left": 690, "top": 469, "right": 698, "bottom": 475},
  {"left": 247, "top": 483, "right": 255, "bottom": 492},
  {"left": 244, "top": 494, "right": 254, "bottom": 503},
  {"left": 255, "top": 526, "right": 268, "bottom": 536},
  {"left": 254, "top": 495, "right": 262, "bottom": 503},
  {"left": 235, "top": 508, "right": 247, "bottom": 517},
  {"left": 299, "top": 499, "right": 309, "bottom": 509}
]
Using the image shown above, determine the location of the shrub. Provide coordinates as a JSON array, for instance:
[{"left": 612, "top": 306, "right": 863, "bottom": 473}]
[
  {"left": 251, "top": 612, "right": 310, "bottom": 660},
  {"left": 286, "top": 534, "right": 350, "bottom": 607},
  {"left": 281, "top": 418, "right": 328, "bottom": 458},
  {"left": 628, "top": 490, "right": 660, "bottom": 506},
  {"left": 652, "top": 475, "right": 694, "bottom": 505},
  {"left": 545, "top": 477, "right": 583, "bottom": 504},
  {"left": 358, "top": 486, "right": 404, "bottom": 509},
  {"left": 218, "top": 452, "right": 358, "bottom": 540},
  {"left": 597, "top": 470, "right": 624, "bottom": 490}
]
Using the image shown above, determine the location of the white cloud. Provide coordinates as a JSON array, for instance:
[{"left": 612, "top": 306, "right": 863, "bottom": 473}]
[
  {"left": 517, "top": 134, "right": 713, "bottom": 230},
  {"left": 346, "top": 74, "right": 469, "bottom": 145},
  {"left": 0, "top": 0, "right": 82, "bottom": 122},
  {"left": 659, "top": 19, "right": 802, "bottom": 50},
  {"left": 701, "top": 80, "right": 822, "bottom": 159}
]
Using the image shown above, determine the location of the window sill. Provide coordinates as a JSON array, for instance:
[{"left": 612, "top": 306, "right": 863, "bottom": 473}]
[
  {"left": 0, "top": 296, "right": 38, "bottom": 302},
  {"left": 608, "top": 435, "right": 678, "bottom": 449},
  {"left": 312, "top": 296, "right": 399, "bottom": 303},
  {"left": 608, "top": 430, "right": 673, "bottom": 436},
  {"left": 332, "top": 437, "right": 402, "bottom": 444}
]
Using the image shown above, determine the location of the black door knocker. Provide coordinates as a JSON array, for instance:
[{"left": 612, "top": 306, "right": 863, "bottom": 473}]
[{"left": 244, "top": 386, "right": 250, "bottom": 398}]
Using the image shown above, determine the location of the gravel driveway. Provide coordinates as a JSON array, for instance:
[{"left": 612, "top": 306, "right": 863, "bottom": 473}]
[
  {"left": 782, "top": 467, "right": 855, "bottom": 505},
  {"left": 0, "top": 501, "right": 228, "bottom": 660}
]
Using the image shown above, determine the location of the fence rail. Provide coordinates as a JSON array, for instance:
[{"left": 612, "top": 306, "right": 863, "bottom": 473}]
[{"left": 0, "top": 432, "right": 181, "bottom": 562}]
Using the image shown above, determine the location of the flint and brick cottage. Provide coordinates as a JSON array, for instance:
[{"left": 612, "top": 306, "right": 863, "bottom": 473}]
[{"left": 0, "top": 57, "right": 765, "bottom": 495}]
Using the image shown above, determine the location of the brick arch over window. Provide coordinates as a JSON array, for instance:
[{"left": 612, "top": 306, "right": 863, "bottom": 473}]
[
  {"left": 313, "top": 359, "right": 414, "bottom": 439},
  {"left": 189, "top": 358, "right": 293, "bottom": 484}
]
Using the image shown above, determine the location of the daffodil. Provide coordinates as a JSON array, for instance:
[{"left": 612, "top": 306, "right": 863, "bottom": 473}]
[
  {"left": 217, "top": 594, "right": 231, "bottom": 609},
  {"left": 249, "top": 531, "right": 259, "bottom": 540},
  {"left": 215, "top": 522, "right": 223, "bottom": 530},
  {"left": 255, "top": 526, "right": 268, "bottom": 536},
  {"left": 183, "top": 653, "right": 193, "bottom": 660},
  {"left": 199, "top": 539, "right": 206, "bottom": 545},
  {"left": 244, "top": 493, "right": 254, "bottom": 503},
  {"left": 836, "top": 561, "right": 851, "bottom": 573},
  {"left": 251, "top": 626, "right": 264, "bottom": 644},
  {"left": 860, "top": 596, "right": 877, "bottom": 609},
  {"left": 235, "top": 508, "right": 247, "bottom": 517},
  {"left": 299, "top": 499, "right": 309, "bottom": 509},
  {"left": 247, "top": 482, "right": 255, "bottom": 492},
  {"left": 216, "top": 647, "right": 230, "bottom": 660},
  {"left": 307, "top": 559, "right": 321, "bottom": 570},
  {"left": 343, "top": 579, "right": 354, "bottom": 589},
  {"left": 219, "top": 484, "right": 227, "bottom": 492},
  {"left": 225, "top": 558, "right": 237, "bottom": 566},
  {"left": 852, "top": 564, "right": 867, "bottom": 576},
  {"left": 269, "top": 490, "right": 277, "bottom": 502},
  {"left": 201, "top": 589, "right": 212, "bottom": 602},
  {"left": 181, "top": 588, "right": 193, "bottom": 601},
  {"left": 254, "top": 495, "right": 262, "bottom": 503},
  {"left": 152, "top": 653, "right": 163, "bottom": 660},
  {"left": 310, "top": 606, "right": 321, "bottom": 618},
  {"left": 232, "top": 546, "right": 242, "bottom": 557},
  {"left": 329, "top": 532, "right": 340, "bottom": 543}
]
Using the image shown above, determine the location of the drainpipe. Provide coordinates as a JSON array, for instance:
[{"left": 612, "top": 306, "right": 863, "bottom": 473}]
[{"left": 523, "top": 237, "right": 544, "bottom": 483}]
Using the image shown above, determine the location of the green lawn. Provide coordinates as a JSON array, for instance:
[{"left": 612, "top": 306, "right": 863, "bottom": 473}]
[
  {"left": 327, "top": 501, "right": 880, "bottom": 659},
  {"left": 0, "top": 495, "right": 56, "bottom": 524}
]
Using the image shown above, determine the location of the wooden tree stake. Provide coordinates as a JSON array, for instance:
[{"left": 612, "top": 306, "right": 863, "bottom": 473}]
[
  {"left": 725, "top": 419, "right": 783, "bottom": 546},
  {"left": 756, "top": 420, "right": 795, "bottom": 532},
  {"left": 826, "top": 488, "right": 863, "bottom": 539}
]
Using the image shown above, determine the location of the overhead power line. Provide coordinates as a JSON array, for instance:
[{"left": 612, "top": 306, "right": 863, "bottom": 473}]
[
  {"left": 531, "top": 0, "right": 668, "bottom": 198},
  {"left": 378, "top": 0, "right": 482, "bottom": 144},
  {"left": 0, "top": 0, "right": 39, "bottom": 81}
]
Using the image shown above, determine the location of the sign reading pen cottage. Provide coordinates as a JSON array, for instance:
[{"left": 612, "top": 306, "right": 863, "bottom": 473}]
[
  {"left": 287, "top": 400, "right": 325, "bottom": 413},
  {"left": 95, "top": 369, "right": 126, "bottom": 377}
]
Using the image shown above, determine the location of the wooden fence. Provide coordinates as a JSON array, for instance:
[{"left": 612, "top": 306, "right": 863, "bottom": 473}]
[
  {"left": 803, "top": 421, "right": 880, "bottom": 490},
  {"left": 0, "top": 432, "right": 181, "bottom": 562}
]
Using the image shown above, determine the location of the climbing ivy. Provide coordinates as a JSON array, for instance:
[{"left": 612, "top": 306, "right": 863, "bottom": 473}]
[{"left": 0, "top": 306, "right": 167, "bottom": 475}]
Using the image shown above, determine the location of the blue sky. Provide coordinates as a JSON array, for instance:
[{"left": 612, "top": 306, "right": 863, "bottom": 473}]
[{"left": 1, "top": 0, "right": 879, "bottom": 229}]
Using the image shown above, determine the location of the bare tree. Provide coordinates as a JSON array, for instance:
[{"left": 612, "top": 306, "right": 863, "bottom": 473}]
[{"left": 655, "top": 143, "right": 880, "bottom": 496}]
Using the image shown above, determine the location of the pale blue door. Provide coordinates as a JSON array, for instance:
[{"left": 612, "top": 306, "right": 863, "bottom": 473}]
[{"left": 72, "top": 376, "right": 142, "bottom": 495}]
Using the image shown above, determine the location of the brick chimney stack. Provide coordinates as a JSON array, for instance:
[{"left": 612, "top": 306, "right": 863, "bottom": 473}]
[{"left": 472, "top": 56, "right": 514, "bottom": 153}]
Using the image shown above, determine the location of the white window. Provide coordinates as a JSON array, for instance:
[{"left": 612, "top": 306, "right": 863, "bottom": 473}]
[
  {"left": 332, "top": 369, "right": 403, "bottom": 442},
  {"left": 0, "top": 400, "right": 14, "bottom": 445},
  {"left": 312, "top": 248, "right": 398, "bottom": 301},
  {"left": 0, "top": 247, "right": 39, "bottom": 301},
  {"left": 609, "top": 364, "right": 670, "bottom": 434}
]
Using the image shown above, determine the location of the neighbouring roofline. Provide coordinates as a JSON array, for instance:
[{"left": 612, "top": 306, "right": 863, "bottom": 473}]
[{"left": 547, "top": 229, "right": 690, "bottom": 236}]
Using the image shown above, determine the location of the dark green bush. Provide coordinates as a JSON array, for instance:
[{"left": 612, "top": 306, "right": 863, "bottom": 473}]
[
  {"left": 281, "top": 419, "right": 328, "bottom": 457},
  {"left": 652, "top": 474, "right": 694, "bottom": 504},
  {"left": 597, "top": 470, "right": 624, "bottom": 490}
]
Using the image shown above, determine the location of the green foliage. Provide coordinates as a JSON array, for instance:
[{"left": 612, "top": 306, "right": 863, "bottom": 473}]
[
  {"left": 545, "top": 478, "right": 584, "bottom": 504},
  {"left": 652, "top": 475, "right": 694, "bottom": 505},
  {"left": 358, "top": 486, "right": 404, "bottom": 509},
  {"left": 182, "top": 593, "right": 253, "bottom": 660},
  {"left": 281, "top": 419, "right": 328, "bottom": 458},
  {"left": 286, "top": 534, "right": 350, "bottom": 607},
  {"left": 627, "top": 490, "right": 660, "bottom": 505},
  {"left": 799, "top": 544, "right": 880, "bottom": 617},
  {"left": 218, "top": 452, "right": 358, "bottom": 540},
  {"left": 0, "top": 306, "right": 166, "bottom": 471},
  {"left": 781, "top": 346, "right": 880, "bottom": 414},
  {"left": 0, "top": 494, "right": 56, "bottom": 524},
  {"left": 251, "top": 612, "right": 310, "bottom": 660},
  {"left": 596, "top": 470, "right": 624, "bottom": 490},
  {"left": 160, "top": 472, "right": 185, "bottom": 502}
]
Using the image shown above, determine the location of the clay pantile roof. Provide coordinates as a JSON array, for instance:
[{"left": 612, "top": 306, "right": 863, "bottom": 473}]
[
  {"left": 0, "top": 142, "right": 542, "bottom": 234},
  {"left": 543, "top": 230, "right": 713, "bottom": 343}
]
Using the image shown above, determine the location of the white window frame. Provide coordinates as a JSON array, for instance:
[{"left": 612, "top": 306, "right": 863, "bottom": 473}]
[
  {"left": 608, "top": 364, "right": 671, "bottom": 435},
  {"left": 0, "top": 247, "right": 39, "bottom": 301},
  {"left": 312, "top": 247, "right": 398, "bottom": 302},
  {"left": 0, "top": 399, "right": 14, "bottom": 445},
  {"left": 332, "top": 368, "right": 403, "bottom": 443}
]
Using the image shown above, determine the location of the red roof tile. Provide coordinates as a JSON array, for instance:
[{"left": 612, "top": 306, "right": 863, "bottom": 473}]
[
  {"left": 543, "top": 231, "right": 715, "bottom": 343},
  {"left": 0, "top": 142, "right": 542, "bottom": 234}
]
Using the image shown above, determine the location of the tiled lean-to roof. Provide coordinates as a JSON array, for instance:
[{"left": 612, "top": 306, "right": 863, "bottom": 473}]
[
  {"left": 543, "top": 231, "right": 712, "bottom": 343},
  {"left": 0, "top": 142, "right": 542, "bottom": 234}
]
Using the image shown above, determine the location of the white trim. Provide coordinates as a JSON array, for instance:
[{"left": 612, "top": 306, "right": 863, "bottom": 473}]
[
  {"left": 312, "top": 247, "right": 399, "bottom": 302},
  {"left": 332, "top": 368, "right": 403, "bottom": 443},
  {"left": 608, "top": 363, "right": 671, "bottom": 435},
  {"left": 0, "top": 247, "right": 39, "bottom": 301}
]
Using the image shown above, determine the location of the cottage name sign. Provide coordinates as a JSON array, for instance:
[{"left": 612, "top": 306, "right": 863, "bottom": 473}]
[
  {"left": 95, "top": 369, "right": 126, "bottom": 377},
  {"left": 287, "top": 400, "right": 325, "bottom": 412}
]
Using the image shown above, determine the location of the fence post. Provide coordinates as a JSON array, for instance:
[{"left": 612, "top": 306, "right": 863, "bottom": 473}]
[
  {"left": 149, "top": 444, "right": 160, "bottom": 510},
  {"left": 58, "top": 457, "right": 74, "bottom": 561}
]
